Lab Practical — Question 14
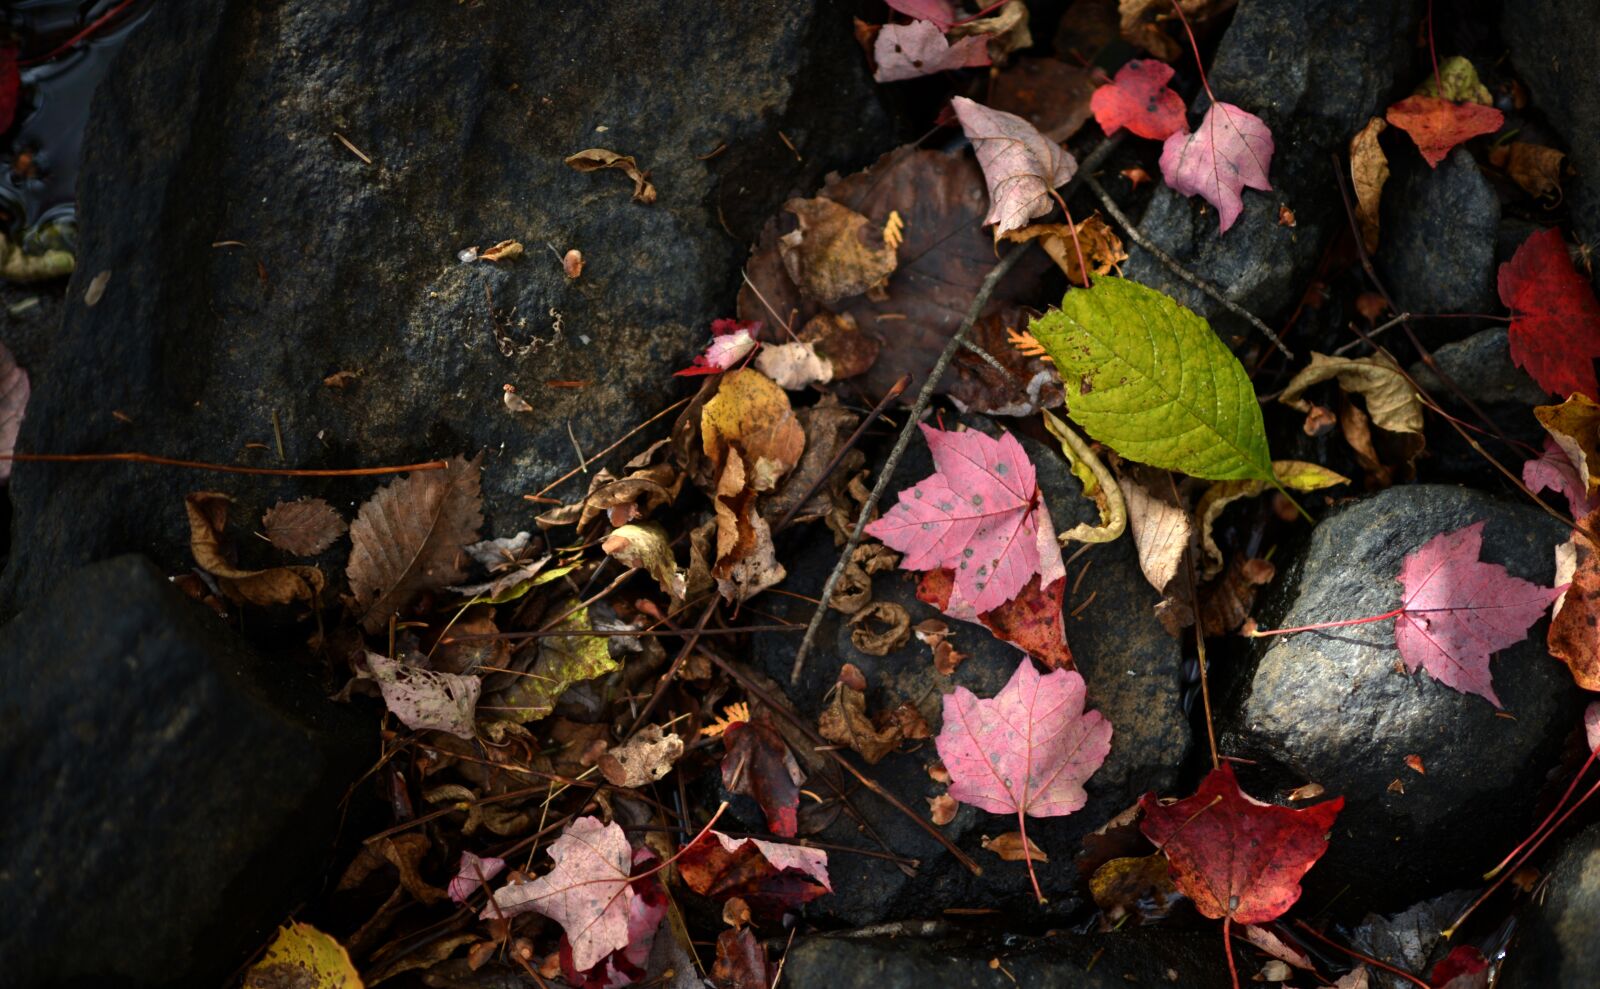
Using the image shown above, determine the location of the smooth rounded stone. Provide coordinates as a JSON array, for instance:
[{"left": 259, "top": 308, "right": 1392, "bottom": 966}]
[
  {"left": 751, "top": 417, "right": 1189, "bottom": 924},
  {"left": 779, "top": 927, "right": 1231, "bottom": 989},
  {"left": 1123, "top": 0, "right": 1419, "bottom": 339},
  {"left": 0, "top": 0, "right": 893, "bottom": 614},
  {"left": 1378, "top": 149, "right": 1500, "bottom": 321},
  {"left": 1500, "top": 822, "right": 1600, "bottom": 988},
  {"left": 0, "top": 555, "right": 373, "bottom": 988},
  {"left": 1220, "top": 485, "right": 1583, "bottom": 912},
  {"left": 1408, "top": 327, "right": 1546, "bottom": 411}
]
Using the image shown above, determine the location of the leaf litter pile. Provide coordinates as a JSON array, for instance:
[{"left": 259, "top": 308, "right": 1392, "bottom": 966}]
[{"left": 9, "top": 3, "right": 1600, "bottom": 988}]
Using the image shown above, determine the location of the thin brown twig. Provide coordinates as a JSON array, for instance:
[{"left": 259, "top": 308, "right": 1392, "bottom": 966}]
[
  {"left": 528, "top": 397, "right": 690, "bottom": 500},
  {"left": 776, "top": 375, "right": 909, "bottom": 532},
  {"left": 1172, "top": 473, "right": 1219, "bottom": 770},
  {"left": 0, "top": 451, "right": 447, "bottom": 477}
]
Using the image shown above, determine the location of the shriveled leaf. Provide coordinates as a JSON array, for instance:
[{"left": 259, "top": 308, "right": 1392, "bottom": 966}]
[
  {"left": 244, "top": 922, "right": 362, "bottom": 989},
  {"left": 849, "top": 600, "right": 912, "bottom": 656},
  {"left": 1417, "top": 55, "right": 1493, "bottom": 105},
  {"left": 1031, "top": 277, "right": 1275, "bottom": 481},
  {"left": 485, "top": 816, "right": 634, "bottom": 972},
  {"left": 368, "top": 653, "right": 481, "bottom": 740},
  {"left": 599, "top": 725, "right": 684, "bottom": 788},
  {"left": 1349, "top": 117, "right": 1390, "bottom": 255},
  {"left": 819, "top": 681, "right": 903, "bottom": 764},
  {"left": 678, "top": 829, "right": 830, "bottom": 920},
  {"left": 778, "top": 197, "right": 898, "bottom": 303},
  {"left": 873, "top": 20, "right": 990, "bottom": 83},
  {"left": 1499, "top": 228, "right": 1600, "bottom": 401},
  {"left": 0, "top": 340, "right": 30, "bottom": 485},
  {"left": 1386, "top": 96, "right": 1503, "bottom": 169},
  {"left": 263, "top": 497, "right": 347, "bottom": 556},
  {"left": 1140, "top": 762, "right": 1343, "bottom": 924},
  {"left": 1089, "top": 853, "right": 1182, "bottom": 924},
  {"left": 448, "top": 850, "right": 506, "bottom": 904},
  {"left": 1279, "top": 351, "right": 1423, "bottom": 438},
  {"left": 186, "top": 492, "right": 325, "bottom": 606},
  {"left": 1042, "top": 409, "right": 1127, "bottom": 544},
  {"left": 712, "top": 449, "right": 786, "bottom": 603},
  {"left": 347, "top": 455, "right": 484, "bottom": 633},
  {"left": 1119, "top": 0, "right": 1237, "bottom": 61},
  {"left": 1090, "top": 59, "right": 1186, "bottom": 140},
  {"left": 565, "top": 148, "right": 656, "bottom": 203},
  {"left": 946, "top": 0, "right": 1032, "bottom": 61},
  {"left": 1159, "top": 100, "right": 1274, "bottom": 233},
  {"left": 951, "top": 96, "right": 1078, "bottom": 237},
  {"left": 763, "top": 398, "right": 862, "bottom": 526},
  {"left": 1003, "top": 215, "right": 1127, "bottom": 285},
  {"left": 1548, "top": 508, "right": 1600, "bottom": 692},
  {"left": 489, "top": 598, "right": 618, "bottom": 722},
  {"left": 721, "top": 717, "right": 804, "bottom": 837},
  {"left": 603, "top": 523, "right": 687, "bottom": 601},
  {"left": 1195, "top": 462, "right": 1348, "bottom": 579}
]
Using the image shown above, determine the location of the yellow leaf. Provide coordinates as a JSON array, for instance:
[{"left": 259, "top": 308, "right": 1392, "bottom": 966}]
[{"left": 244, "top": 923, "right": 363, "bottom": 989}]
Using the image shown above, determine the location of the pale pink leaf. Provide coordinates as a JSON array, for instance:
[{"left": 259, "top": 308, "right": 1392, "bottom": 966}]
[
  {"left": 707, "top": 831, "right": 832, "bottom": 890},
  {"left": 1586, "top": 701, "right": 1600, "bottom": 753},
  {"left": 1522, "top": 436, "right": 1594, "bottom": 518},
  {"left": 1332, "top": 967, "right": 1369, "bottom": 989},
  {"left": 885, "top": 0, "right": 959, "bottom": 29},
  {"left": 936, "top": 659, "right": 1112, "bottom": 820},
  {"left": 952, "top": 96, "right": 1078, "bottom": 236},
  {"left": 484, "top": 816, "right": 635, "bottom": 972},
  {"left": 865, "top": 424, "right": 1065, "bottom": 614},
  {"left": 676, "top": 327, "right": 759, "bottom": 377},
  {"left": 449, "top": 850, "right": 507, "bottom": 904},
  {"left": 0, "top": 341, "right": 29, "bottom": 485},
  {"left": 873, "top": 20, "right": 990, "bottom": 83},
  {"left": 367, "top": 653, "right": 481, "bottom": 739},
  {"left": 1159, "top": 100, "right": 1274, "bottom": 233},
  {"left": 1395, "top": 521, "right": 1564, "bottom": 707},
  {"left": 1243, "top": 925, "right": 1313, "bottom": 969}
]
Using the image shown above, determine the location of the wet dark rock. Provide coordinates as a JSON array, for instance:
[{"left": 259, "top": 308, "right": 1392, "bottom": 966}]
[
  {"left": 780, "top": 926, "right": 1231, "bottom": 989},
  {"left": 1408, "top": 327, "right": 1546, "bottom": 411},
  {"left": 0, "top": 555, "right": 372, "bottom": 988},
  {"left": 1378, "top": 149, "right": 1500, "bottom": 320},
  {"left": 0, "top": 0, "right": 894, "bottom": 614},
  {"left": 1504, "top": 0, "right": 1600, "bottom": 287},
  {"left": 1123, "top": 0, "right": 1419, "bottom": 338},
  {"left": 1219, "top": 485, "right": 1582, "bottom": 913},
  {"left": 751, "top": 417, "right": 1189, "bottom": 925},
  {"left": 1500, "top": 822, "right": 1600, "bottom": 988}
]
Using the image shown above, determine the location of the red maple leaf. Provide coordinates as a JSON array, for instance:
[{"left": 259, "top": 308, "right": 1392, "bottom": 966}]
[
  {"left": 0, "top": 48, "right": 19, "bottom": 135},
  {"left": 720, "top": 717, "right": 803, "bottom": 837},
  {"left": 1090, "top": 59, "right": 1187, "bottom": 141},
  {"left": 1141, "top": 764, "right": 1343, "bottom": 988},
  {"left": 677, "top": 830, "right": 831, "bottom": 920},
  {"left": 936, "top": 659, "right": 1112, "bottom": 901},
  {"left": 1498, "top": 228, "right": 1600, "bottom": 401},
  {"left": 1386, "top": 95, "right": 1503, "bottom": 168},
  {"left": 1428, "top": 945, "right": 1488, "bottom": 989},
  {"left": 865, "top": 425, "right": 1064, "bottom": 614},
  {"left": 917, "top": 570, "right": 1073, "bottom": 669}
]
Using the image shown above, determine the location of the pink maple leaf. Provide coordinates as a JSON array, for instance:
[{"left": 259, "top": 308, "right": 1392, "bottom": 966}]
[
  {"left": 1159, "top": 100, "right": 1274, "bottom": 233},
  {"left": 448, "top": 850, "right": 506, "bottom": 904},
  {"left": 1090, "top": 60, "right": 1188, "bottom": 141},
  {"left": 865, "top": 424, "right": 1064, "bottom": 614},
  {"left": 560, "top": 848, "right": 668, "bottom": 989},
  {"left": 873, "top": 20, "right": 990, "bottom": 83},
  {"left": 885, "top": 0, "right": 959, "bottom": 29},
  {"left": 676, "top": 320, "right": 760, "bottom": 377},
  {"left": 1523, "top": 436, "right": 1594, "bottom": 519},
  {"left": 952, "top": 96, "right": 1078, "bottom": 237},
  {"left": 0, "top": 340, "right": 29, "bottom": 485},
  {"left": 484, "top": 816, "right": 635, "bottom": 971},
  {"left": 1395, "top": 521, "right": 1564, "bottom": 707},
  {"left": 936, "top": 659, "right": 1112, "bottom": 901}
]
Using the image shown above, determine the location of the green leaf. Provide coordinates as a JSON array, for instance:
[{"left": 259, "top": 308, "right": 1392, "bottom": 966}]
[{"left": 1030, "top": 276, "right": 1274, "bottom": 482}]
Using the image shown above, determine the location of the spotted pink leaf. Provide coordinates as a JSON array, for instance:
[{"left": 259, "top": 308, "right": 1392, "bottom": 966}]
[
  {"left": 864, "top": 424, "right": 1064, "bottom": 614},
  {"left": 952, "top": 96, "right": 1078, "bottom": 237},
  {"left": 873, "top": 20, "right": 990, "bottom": 83},
  {"left": 935, "top": 659, "right": 1111, "bottom": 900},
  {"left": 885, "top": 0, "right": 958, "bottom": 29},
  {"left": 1090, "top": 59, "right": 1187, "bottom": 141},
  {"left": 484, "top": 816, "right": 634, "bottom": 971},
  {"left": 1159, "top": 100, "right": 1274, "bottom": 233},
  {"left": 1396, "top": 521, "right": 1564, "bottom": 707}
]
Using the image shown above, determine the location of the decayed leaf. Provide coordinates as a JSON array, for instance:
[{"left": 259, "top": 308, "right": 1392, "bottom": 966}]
[
  {"left": 849, "top": 600, "right": 912, "bottom": 656},
  {"left": 951, "top": 96, "right": 1078, "bottom": 238},
  {"left": 1279, "top": 352, "right": 1423, "bottom": 439},
  {"left": 367, "top": 653, "right": 481, "bottom": 740},
  {"left": 679, "top": 829, "right": 830, "bottom": 921},
  {"left": 0, "top": 340, "right": 30, "bottom": 485},
  {"left": 1195, "top": 462, "right": 1348, "bottom": 579},
  {"left": 1118, "top": 0, "right": 1237, "bottom": 61},
  {"left": 754, "top": 311, "right": 882, "bottom": 392},
  {"left": 777, "top": 197, "right": 898, "bottom": 303},
  {"left": 938, "top": 659, "right": 1112, "bottom": 899},
  {"left": 602, "top": 523, "right": 687, "bottom": 601},
  {"left": 721, "top": 717, "right": 804, "bottom": 837},
  {"left": 1243, "top": 925, "right": 1313, "bottom": 970},
  {"left": 1090, "top": 59, "right": 1186, "bottom": 140},
  {"left": 564, "top": 148, "right": 657, "bottom": 204},
  {"left": 1140, "top": 762, "right": 1343, "bottom": 925},
  {"left": 448, "top": 850, "right": 506, "bottom": 904},
  {"left": 1159, "top": 100, "right": 1274, "bottom": 233},
  {"left": 489, "top": 598, "right": 618, "bottom": 722},
  {"left": 1385, "top": 96, "right": 1503, "bottom": 169},
  {"left": 918, "top": 570, "right": 1074, "bottom": 669},
  {"left": 866, "top": 425, "right": 1065, "bottom": 614},
  {"left": 1548, "top": 507, "right": 1600, "bottom": 692},
  {"left": 347, "top": 455, "right": 484, "bottom": 633},
  {"left": 1523, "top": 436, "right": 1594, "bottom": 518},
  {"left": 1032, "top": 277, "right": 1276, "bottom": 481},
  {"left": 1199, "top": 556, "right": 1275, "bottom": 637},
  {"left": 479, "top": 239, "right": 524, "bottom": 263},
  {"left": 599, "top": 725, "right": 684, "bottom": 788},
  {"left": 712, "top": 449, "right": 786, "bottom": 603},
  {"left": 819, "top": 679, "right": 903, "bottom": 764},
  {"left": 915, "top": 618, "right": 969, "bottom": 675},
  {"left": 1506, "top": 142, "right": 1566, "bottom": 200},
  {"left": 1535, "top": 395, "right": 1600, "bottom": 497},
  {"left": 485, "top": 817, "right": 635, "bottom": 972},
  {"left": 1118, "top": 473, "right": 1192, "bottom": 594},
  {"left": 244, "top": 922, "right": 363, "bottom": 989},
  {"left": 1003, "top": 215, "right": 1127, "bottom": 285},
  {"left": 983, "top": 831, "right": 1048, "bottom": 862},
  {"left": 1417, "top": 55, "right": 1493, "bottom": 105},
  {"left": 763, "top": 397, "right": 862, "bottom": 526},
  {"left": 1499, "top": 228, "right": 1600, "bottom": 401},
  {"left": 711, "top": 929, "right": 771, "bottom": 989},
  {"left": 263, "top": 497, "right": 347, "bottom": 556},
  {"left": 873, "top": 20, "right": 990, "bottom": 82},
  {"left": 1349, "top": 117, "right": 1390, "bottom": 255},
  {"left": 186, "top": 492, "right": 325, "bottom": 606},
  {"left": 1089, "top": 853, "right": 1182, "bottom": 925}
]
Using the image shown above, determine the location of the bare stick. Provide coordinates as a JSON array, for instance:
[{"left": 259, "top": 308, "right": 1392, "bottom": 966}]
[
  {"left": 0, "top": 451, "right": 447, "bottom": 477},
  {"left": 788, "top": 246, "right": 1028, "bottom": 685},
  {"left": 1084, "top": 173, "right": 1294, "bottom": 359},
  {"left": 776, "top": 375, "right": 909, "bottom": 533}
]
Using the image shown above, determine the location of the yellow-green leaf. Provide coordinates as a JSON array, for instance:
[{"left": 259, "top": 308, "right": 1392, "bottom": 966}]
[
  {"left": 490, "top": 598, "right": 617, "bottom": 722},
  {"left": 1030, "top": 277, "right": 1274, "bottom": 482},
  {"left": 244, "top": 923, "right": 363, "bottom": 989},
  {"left": 1195, "top": 461, "right": 1349, "bottom": 578}
]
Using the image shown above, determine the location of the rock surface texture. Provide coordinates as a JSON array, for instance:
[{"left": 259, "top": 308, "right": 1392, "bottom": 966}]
[
  {"left": 0, "top": 0, "right": 893, "bottom": 613},
  {"left": 0, "top": 555, "right": 372, "bottom": 988},
  {"left": 1500, "top": 822, "right": 1600, "bottom": 988}
]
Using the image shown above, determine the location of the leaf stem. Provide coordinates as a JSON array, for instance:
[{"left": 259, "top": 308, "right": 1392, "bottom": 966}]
[
  {"left": 1290, "top": 921, "right": 1432, "bottom": 989},
  {"left": 1247, "top": 606, "right": 1404, "bottom": 638},
  {"left": 1222, "top": 916, "right": 1240, "bottom": 989},
  {"left": 1018, "top": 809, "right": 1047, "bottom": 904},
  {"left": 1484, "top": 744, "right": 1600, "bottom": 880},
  {"left": 0, "top": 451, "right": 448, "bottom": 477},
  {"left": 631, "top": 801, "right": 729, "bottom": 882},
  {"left": 1426, "top": 0, "right": 1444, "bottom": 97},
  {"left": 1169, "top": 0, "right": 1214, "bottom": 102}
]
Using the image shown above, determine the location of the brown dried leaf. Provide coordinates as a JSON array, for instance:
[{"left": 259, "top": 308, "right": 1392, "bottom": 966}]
[
  {"left": 778, "top": 197, "right": 898, "bottom": 303},
  {"left": 1199, "top": 556, "right": 1275, "bottom": 637},
  {"left": 602, "top": 522, "right": 687, "bottom": 601},
  {"left": 1003, "top": 215, "right": 1126, "bottom": 284},
  {"left": 1089, "top": 853, "right": 1181, "bottom": 924},
  {"left": 1279, "top": 352, "right": 1423, "bottom": 438},
  {"left": 818, "top": 683, "right": 902, "bottom": 764},
  {"left": 701, "top": 369, "right": 806, "bottom": 492},
  {"left": 598, "top": 724, "right": 684, "bottom": 788},
  {"left": 479, "top": 239, "right": 524, "bottom": 263},
  {"left": 948, "top": 0, "right": 1033, "bottom": 61},
  {"left": 564, "top": 148, "right": 656, "bottom": 204},
  {"left": 1349, "top": 117, "right": 1389, "bottom": 255},
  {"left": 186, "top": 493, "right": 325, "bottom": 606},
  {"left": 562, "top": 248, "right": 584, "bottom": 278},
  {"left": 263, "top": 497, "right": 347, "bottom": 556},
  {"left": 1117, "top": 473, "right": 1192, "bottom": 595},
  {"left": 1505, "top": 142, "right": 1565, "bottom": 199},
  {"left": 928, "top": 792, "right": 959, "bottom": 825},
  {"left": 983, "top": 831, "right": 1048, "bottom": 862},
  {"left": 711, "top": 449, "right": 786, "bottom": 603},
  {"left": 989, "top": 56, "right": 1096, "bottom": 143},
  {"left": 763, "top": 397, "right": 861, "bottom": 527},
  {"left": 347, "top": 455, "right": 485, "bottom": 633},
  {"left": 849, "top": 600, "right": 911, "bottom": 656},
  {"left": 1119, "top": 0, "right": 1237, "bottom": 61}
]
